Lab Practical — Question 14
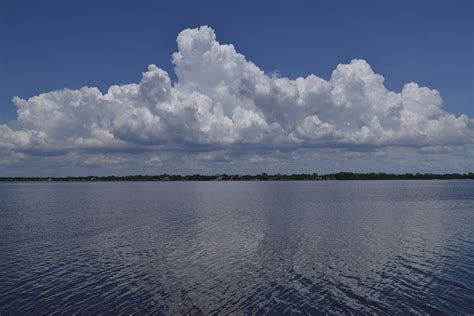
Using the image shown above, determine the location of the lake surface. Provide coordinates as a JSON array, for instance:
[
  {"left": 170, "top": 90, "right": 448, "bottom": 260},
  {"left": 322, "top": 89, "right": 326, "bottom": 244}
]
[{"left": 0, "top": 181, "right": 473, "bottom": 314}]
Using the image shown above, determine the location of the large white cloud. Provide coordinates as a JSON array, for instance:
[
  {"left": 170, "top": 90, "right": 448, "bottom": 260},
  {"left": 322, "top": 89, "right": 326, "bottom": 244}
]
[{"left": 1, "top": 26, "right": 473, "bottom": 168}]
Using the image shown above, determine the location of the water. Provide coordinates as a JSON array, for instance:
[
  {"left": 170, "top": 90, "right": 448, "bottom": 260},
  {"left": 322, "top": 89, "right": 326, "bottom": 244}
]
[{"left": 0, "top": 181, "right": 473, "bottom": 314}]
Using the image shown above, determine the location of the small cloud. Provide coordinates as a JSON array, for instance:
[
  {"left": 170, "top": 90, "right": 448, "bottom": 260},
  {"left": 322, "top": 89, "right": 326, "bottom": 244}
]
[
  {"left": 183, "top": 151, "right": 231, "bottom": 163},
  {"left": 249, "top": 154, "right": 280, "bottom": 164},
  {"left": 145, "top": 155, "right": 162, "bottom": 165},
  {"left": 0, "top": 152, "right": 26, "bottom": 165},
  {"left": 82, "top": 155, "right": 130, "bottom": 166}
]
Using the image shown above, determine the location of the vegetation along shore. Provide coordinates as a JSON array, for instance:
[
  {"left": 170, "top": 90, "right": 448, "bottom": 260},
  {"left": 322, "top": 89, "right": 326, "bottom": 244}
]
[{"left": 1, "top": 172, "right": 473, "bottom": 182}]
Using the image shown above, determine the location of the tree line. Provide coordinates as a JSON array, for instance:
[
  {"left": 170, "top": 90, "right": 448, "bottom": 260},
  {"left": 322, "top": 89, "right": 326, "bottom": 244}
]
[{"left": 0, "top": 172, "right": 473, "bottom": 182}]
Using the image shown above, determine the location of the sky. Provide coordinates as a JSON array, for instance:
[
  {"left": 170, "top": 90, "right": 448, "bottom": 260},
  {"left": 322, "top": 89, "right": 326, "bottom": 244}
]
[{"left": 0, "top": 0, "right": 473, "bottom": 176}]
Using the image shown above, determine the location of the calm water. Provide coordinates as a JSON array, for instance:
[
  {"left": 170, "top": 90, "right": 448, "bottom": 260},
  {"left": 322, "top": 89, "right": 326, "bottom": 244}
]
[{"left": 0, "top": 181, "right": 473, "bottom": 314}]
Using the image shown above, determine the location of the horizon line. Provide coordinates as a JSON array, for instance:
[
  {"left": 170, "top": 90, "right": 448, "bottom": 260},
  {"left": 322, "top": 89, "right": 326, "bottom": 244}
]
[{"left": 1, "top": 172, "right": 473, "bottom": 181}]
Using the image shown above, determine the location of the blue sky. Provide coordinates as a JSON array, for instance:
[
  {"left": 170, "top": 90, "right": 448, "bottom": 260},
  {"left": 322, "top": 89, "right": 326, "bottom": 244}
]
[
  {"left": 0, "top": 0, "right": 472, "bottom": 175},
  {"left": 1, "top": 0, "right": 472, "bottom": 121}
]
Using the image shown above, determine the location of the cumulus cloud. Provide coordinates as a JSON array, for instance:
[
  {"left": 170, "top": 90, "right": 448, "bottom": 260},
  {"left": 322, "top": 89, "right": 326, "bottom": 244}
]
[{"left": 1, "top": 26, "right": 473, "bottom": 171}]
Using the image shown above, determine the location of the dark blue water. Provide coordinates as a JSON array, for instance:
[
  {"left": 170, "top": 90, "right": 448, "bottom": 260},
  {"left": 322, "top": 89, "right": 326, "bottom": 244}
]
[{"left": 0, "top": 181, "right": 473, "bottom": 314}]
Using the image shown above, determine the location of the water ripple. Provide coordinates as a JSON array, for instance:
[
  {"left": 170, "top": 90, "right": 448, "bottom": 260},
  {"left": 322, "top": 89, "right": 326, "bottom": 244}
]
[{"left": 0, "top": 181, "right": 473, "bottom": 314}]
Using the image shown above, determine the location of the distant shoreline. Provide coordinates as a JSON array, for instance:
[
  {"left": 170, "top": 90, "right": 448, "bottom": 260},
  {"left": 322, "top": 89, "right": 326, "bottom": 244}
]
[{"left": 1, "top": 172, "right": 473, "bottom": 182}]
